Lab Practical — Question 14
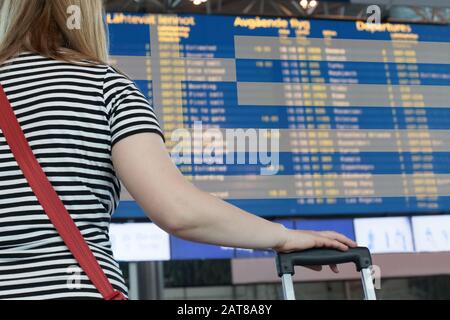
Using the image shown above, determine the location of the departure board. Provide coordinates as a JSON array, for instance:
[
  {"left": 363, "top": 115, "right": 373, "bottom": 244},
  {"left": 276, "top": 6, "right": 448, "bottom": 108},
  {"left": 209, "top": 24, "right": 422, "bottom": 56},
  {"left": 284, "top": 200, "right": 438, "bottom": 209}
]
[{"left": 108, "top": 13, "right": 450, "bottom": 218}]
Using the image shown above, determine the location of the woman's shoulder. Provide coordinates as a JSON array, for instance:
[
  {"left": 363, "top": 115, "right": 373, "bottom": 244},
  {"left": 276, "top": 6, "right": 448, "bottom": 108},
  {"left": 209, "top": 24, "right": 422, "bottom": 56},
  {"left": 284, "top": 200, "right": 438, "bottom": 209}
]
[
  {"left": 2, "top": 50, "right": 129, "bottom": 77},
  {"left": 103, "top": 63, "right": 136, "bottom": 89},
  {"left": 5, "top": 51, "right": 112, "bottom": 74},
  {"left": 0, "top": 51, "right": 109, "bottom": 82}
]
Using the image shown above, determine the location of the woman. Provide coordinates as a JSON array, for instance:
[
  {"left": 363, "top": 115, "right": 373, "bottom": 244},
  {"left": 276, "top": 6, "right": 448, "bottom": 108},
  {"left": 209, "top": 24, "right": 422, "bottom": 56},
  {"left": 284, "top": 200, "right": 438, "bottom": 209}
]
[{"left": 0, "top": 0, "right": 356, "bottom": 300}]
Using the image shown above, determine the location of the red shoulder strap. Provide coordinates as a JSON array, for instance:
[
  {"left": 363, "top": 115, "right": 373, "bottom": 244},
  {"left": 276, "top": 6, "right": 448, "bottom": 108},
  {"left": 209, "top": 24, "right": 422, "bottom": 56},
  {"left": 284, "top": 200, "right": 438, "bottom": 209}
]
[{"left": 0, "top": 84, "right": 126, "bottom": 301}]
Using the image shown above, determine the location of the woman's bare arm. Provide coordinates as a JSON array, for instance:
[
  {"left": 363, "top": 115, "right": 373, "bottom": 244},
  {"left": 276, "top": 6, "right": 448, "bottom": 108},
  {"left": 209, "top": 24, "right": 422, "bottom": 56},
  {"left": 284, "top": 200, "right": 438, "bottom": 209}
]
[{"left": 112, "top": 133, "right": 356, "bottom": 256}]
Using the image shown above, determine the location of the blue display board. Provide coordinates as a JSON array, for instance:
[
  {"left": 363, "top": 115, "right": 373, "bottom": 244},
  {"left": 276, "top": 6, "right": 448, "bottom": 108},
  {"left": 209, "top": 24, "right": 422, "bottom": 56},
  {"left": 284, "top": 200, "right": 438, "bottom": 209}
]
[{"left": 108, "top": 13, "right": 450, "bottom": 219}]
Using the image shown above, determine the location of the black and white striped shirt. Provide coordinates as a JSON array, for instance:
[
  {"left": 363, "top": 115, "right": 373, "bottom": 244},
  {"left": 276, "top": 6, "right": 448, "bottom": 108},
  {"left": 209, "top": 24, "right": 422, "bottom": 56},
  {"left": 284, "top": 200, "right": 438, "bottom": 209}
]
[{"left": 0, "top": 52, "right": 164, "bottom": 300}]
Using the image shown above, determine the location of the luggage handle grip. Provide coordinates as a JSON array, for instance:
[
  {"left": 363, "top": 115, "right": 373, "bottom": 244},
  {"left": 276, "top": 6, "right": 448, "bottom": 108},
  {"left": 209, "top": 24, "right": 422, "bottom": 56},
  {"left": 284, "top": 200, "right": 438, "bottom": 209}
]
[{"left": 276, "top": 247, "right": 373, "bottom": 277}]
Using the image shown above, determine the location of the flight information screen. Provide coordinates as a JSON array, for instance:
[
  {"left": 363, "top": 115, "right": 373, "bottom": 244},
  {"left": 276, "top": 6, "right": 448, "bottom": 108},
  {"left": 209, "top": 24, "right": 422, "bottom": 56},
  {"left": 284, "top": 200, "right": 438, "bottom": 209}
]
[{"left": 108, "top": 13, "right": 450, "bottom": 218}]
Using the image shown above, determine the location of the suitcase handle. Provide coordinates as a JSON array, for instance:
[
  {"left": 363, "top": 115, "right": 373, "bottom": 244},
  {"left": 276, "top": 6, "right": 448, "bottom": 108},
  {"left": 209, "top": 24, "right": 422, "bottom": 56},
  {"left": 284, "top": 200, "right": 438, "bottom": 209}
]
[{"left": 276, "top": 247, "right": 372, "bottom": 277}]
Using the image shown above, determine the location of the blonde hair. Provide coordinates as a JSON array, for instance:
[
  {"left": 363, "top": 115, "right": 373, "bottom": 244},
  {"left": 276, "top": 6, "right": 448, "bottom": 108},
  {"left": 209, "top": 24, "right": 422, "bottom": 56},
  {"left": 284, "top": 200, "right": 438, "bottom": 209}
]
[{"left": 0, "top": 0, "right": 109, "bottom": 65}]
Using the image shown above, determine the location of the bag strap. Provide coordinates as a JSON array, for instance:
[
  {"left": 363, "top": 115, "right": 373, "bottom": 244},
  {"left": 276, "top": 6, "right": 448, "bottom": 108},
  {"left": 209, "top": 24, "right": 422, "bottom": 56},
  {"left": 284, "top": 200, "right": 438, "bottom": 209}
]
[{"left": 0, "top": 84, "right": 126, "bottom": 301}]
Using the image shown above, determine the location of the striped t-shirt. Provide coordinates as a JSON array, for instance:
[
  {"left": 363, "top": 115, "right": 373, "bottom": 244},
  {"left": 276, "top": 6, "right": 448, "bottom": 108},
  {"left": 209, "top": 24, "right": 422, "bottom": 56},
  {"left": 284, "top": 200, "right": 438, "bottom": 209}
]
[{"left": 0, "top": 52, "right": 164, "bottom": 300}]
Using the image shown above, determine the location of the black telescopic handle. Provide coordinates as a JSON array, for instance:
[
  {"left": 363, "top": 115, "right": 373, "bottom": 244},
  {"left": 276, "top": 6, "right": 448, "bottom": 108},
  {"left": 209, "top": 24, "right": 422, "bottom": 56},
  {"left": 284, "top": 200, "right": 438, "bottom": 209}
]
[{"left": 276, "top": 247, "right": 373, "bottom": 277}]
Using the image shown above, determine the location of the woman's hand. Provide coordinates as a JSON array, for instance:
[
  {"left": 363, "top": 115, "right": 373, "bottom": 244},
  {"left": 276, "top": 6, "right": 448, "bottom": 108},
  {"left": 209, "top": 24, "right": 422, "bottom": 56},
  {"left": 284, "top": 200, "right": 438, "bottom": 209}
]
[{"left": 273, "top": 229, "right": 358, "bottom": 273}]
